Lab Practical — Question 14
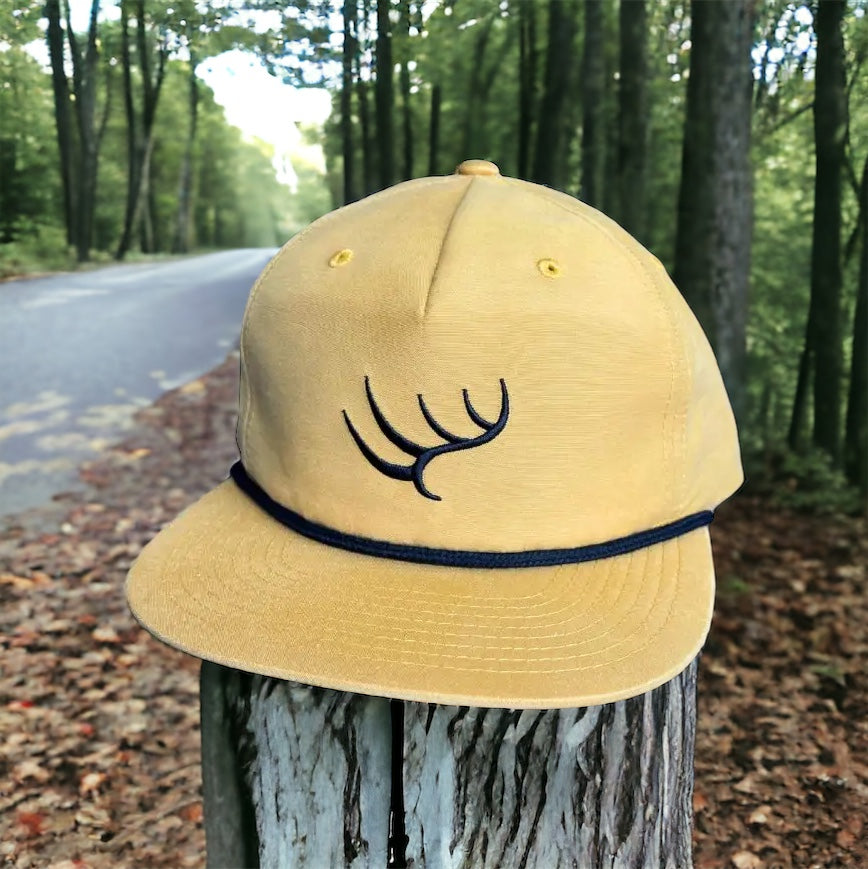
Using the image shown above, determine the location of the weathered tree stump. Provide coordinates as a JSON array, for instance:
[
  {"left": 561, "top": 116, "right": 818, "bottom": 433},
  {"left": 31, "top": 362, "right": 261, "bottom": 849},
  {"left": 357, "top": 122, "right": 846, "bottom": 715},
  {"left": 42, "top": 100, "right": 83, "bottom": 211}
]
[{"left": 201, "top": 658, "right": 698, "bottom": 868}]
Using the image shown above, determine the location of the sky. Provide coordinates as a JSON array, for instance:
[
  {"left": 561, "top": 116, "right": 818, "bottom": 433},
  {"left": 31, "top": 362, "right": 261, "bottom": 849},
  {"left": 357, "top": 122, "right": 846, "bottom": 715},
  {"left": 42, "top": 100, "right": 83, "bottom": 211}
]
[{"left": 197, "top": 51, "right": 332, "bottom": 183}]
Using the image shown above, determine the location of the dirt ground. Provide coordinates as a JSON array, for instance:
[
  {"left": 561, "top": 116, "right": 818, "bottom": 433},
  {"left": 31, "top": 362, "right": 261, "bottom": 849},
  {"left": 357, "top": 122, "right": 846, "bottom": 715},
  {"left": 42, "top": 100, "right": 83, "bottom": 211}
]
[{"left": 1, "top": 353, "right": 865, "bottom": 869}]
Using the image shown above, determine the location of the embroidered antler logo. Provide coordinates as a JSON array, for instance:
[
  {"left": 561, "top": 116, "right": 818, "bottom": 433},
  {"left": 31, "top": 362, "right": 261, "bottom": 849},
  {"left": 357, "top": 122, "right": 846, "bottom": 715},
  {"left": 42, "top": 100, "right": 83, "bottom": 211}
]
[{"left": 342, "top": 377, "right": 509, "bottom": 501}]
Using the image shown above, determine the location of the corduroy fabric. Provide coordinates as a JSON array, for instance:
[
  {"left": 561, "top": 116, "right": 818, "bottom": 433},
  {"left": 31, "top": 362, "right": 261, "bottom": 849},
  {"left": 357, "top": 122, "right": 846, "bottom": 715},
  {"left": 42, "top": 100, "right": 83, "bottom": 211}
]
[{"left": 126, "top": 162, "right": 743, "bottom": 709}]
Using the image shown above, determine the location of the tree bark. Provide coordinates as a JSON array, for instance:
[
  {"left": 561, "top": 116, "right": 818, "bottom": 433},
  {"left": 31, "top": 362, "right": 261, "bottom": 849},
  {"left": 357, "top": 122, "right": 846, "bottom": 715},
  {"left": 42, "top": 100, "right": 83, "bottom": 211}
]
[
  {"left": 809, "top": 0, "right": 847, "bottom": 462},
  {"left": 200, "top": 664, "right": 259, "bottom": 869},
  {"left": 116, "top": 0, "right": 169, "bottom": 259},
  {"left": 672, "top": 0, "right": 755, "bottom": 423},
  {"left": 116, "top": 0, "right": 139, "bottom": 259},
  {"left": 579, "top": 0, "right": 605, "bottom": 206},
  {"left": 357, "top": 1, "right": 377, "bottom": 196},
  {"left": 428, "top": 83, "right": 441, "bottom": 177},
  {"left": 617, "top": 0, "right": 648, "bottom": 242},
  {"left": 173, "top": 51, "right": 199, "bottom": 254},
  {"left": 0, "top": 139, "right": 16, "bottom": 243},
  {"left": 375, "top": 0, "right": 395, "bottom": 191},
  {"left": 45, "top": 0, "right": 77, "bottom": 250},
  {"left": 788, "top": 335, "right": 813, "bottom": 451},
  {"left": 65, "top": 0, "right": 101, "bottom": 262},
  {"left": 844, "top": 153, "right": 868, "bottom": 509},
  {"left": 532, "top": 0, "right": 577, "bottom": 189},
  {"left": 342, "top": 0, "right": 359, "bottom": 204},
  {"left": 517, "top": 0, "right": 538, "bottom": 181},
  {"left": 462, "top": 14, "right": 496, "bottom": 160},
  {"left": 202, "top": 659, "right": 698, "bottom": 867},
  {"left": 399, "top": 0, "right": 414, "bottom": 181}
]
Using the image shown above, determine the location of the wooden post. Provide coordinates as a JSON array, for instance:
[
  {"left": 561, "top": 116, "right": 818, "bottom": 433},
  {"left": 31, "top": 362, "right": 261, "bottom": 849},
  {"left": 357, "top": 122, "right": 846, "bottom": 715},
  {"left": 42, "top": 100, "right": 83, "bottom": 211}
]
[{"left": 201, "top": 659, "right": 698, "bottom": 868}]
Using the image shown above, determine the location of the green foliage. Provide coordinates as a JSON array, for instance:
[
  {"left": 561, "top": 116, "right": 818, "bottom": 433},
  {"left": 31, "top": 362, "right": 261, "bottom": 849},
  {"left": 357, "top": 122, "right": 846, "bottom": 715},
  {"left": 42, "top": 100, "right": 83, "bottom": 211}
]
[
  {"left": 0, "top": 47, "right": 63, "bottom": 245},
  {"left": 765, "top": 449, "right": 863, "bottom": 514},
  {"left": 717, "top": 573, "right": 753, "bottom": 598},
  {"left": 285, "top": 131, "right": 333, "bottom": 233},
  {"left": 0, "top": 20, "right": 301, "bottom": 268},
  {"left": 0, "top": 225, "right": 73, "bottom": 279},
  {"left": 745, "top": 74, "right": 815, "bottom": 459},
  {"left": 0, "top": 0, "right": 43, "bottom": 44}
]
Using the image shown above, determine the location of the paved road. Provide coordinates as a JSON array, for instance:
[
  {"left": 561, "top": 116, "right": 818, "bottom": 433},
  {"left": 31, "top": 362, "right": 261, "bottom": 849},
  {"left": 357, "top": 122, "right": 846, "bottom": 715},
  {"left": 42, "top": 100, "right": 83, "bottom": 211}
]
[{"left": 0, "top": 249, "right": 276, "bottom": 518}]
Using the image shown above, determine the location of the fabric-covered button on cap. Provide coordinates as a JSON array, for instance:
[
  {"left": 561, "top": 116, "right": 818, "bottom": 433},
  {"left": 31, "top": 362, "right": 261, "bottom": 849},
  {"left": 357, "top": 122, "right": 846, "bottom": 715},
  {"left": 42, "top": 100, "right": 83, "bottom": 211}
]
[{"left": 455, "top": 159, "right": 500, "bottom": 177}]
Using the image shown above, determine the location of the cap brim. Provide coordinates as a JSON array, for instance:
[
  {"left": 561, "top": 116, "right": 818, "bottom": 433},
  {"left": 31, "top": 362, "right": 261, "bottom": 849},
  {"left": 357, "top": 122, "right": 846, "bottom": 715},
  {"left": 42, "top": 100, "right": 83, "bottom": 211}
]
[{"left": 126, "top": 480, "right": 715, "bottom": 708}]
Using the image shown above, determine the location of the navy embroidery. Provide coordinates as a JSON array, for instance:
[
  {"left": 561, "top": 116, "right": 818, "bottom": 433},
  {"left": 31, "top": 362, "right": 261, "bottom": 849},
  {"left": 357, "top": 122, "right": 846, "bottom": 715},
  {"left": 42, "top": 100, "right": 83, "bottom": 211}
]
[
  {"left": 342, "top": 377, "right": 509, "bottom": 501},
  {"left": 229, "top": 462, "right": 714, "bottom": 569}
]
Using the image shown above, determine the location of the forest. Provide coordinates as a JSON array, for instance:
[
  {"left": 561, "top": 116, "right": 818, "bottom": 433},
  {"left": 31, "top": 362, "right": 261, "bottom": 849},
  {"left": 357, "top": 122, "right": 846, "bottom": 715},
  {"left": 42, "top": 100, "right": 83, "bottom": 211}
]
[
  {"left": 2, "top": 3, "right": 868, "bottom": 865},
  {"left": 1, "top": 0, "right": 867, "bottom": 511}
]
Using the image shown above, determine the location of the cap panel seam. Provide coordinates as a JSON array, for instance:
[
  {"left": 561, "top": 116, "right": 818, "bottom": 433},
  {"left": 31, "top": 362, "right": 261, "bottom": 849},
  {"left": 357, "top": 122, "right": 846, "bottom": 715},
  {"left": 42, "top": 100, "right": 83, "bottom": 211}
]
[
  {"left": 421, "top": 176, "right": 476, "bottom": 317},
  {"left": 240, "top": 175, "right": 462, "bottom": 456},
  {"left": 514, "top": 181, "right": 684, "bottom": 511}
]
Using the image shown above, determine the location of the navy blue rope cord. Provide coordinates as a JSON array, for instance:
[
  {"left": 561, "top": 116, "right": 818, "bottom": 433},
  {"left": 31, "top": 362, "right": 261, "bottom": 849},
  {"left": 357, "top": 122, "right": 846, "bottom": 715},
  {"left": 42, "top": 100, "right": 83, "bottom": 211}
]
[{"left": 229, "top": 462, "right": 713, "bottom": 569}]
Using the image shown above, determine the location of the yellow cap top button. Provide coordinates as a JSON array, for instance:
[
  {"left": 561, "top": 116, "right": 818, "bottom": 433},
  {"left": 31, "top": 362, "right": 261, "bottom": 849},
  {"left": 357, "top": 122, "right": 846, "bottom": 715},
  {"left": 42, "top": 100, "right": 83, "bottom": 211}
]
[{"left": 455, "top": 159, "right": 501, "bottom": 177}]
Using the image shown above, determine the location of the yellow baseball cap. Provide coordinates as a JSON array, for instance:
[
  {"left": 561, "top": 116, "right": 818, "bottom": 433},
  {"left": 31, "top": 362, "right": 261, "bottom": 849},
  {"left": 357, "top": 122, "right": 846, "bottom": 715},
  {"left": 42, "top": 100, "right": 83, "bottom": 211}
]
[{"left": 126, "top": 159, "right": 742, "bottom": 709}]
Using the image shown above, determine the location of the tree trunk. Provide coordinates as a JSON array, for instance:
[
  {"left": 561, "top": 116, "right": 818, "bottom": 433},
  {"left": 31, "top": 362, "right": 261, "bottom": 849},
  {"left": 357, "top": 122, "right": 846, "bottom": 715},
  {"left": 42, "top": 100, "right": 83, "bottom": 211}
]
[
  {"left": 579, "top": 0, "right": 605, "bottom": 206},
  {"left": 173, "top": 52, "right": 199, "bottom": 254},
  {"left": 45, "top": 0, "right": 77, "bottom": 250},
  {"left": 475, "top": 22, "right": 517, "bottom": 162},
  {"left": 844, "top": 153, "right": 868, "bottom": 509},
  {"left": 462, "top": 14, "right": 495, "bottom": 160},
  {"left": 517, "top": 0, "right": 538, "bottom": 180},
  {"left": 342, "top": 0, "right": 359, "bottom": 204},
  {"left": 788, "top": 336, "right": 813, "bottom": 451},
  {"left": 399, "top": 0, "right": 414, "bottom": 181},
  {"left": 200, "top": 665, "right": 259, "bottom": 868},
  {"left": 116, "top": 0, "right": 140, "bottom": 259},
  {"left": 65, "top": 0, "right": 101, "bottom": 263},
  {"left": 0, "top": 139, "right": 16, "bottom": 243},
  {"left": 428, "top": 83, "right": 441, "bottom": 177},
  {"left": 201, "top": 659, "right": 698, "bottom": 868},
  {"left": 117, "top": 0, "right": 168, "bottom": 259},
  {"left": 356, "top": 25, "right": 377, "bottom": 196},
  {"left": 138, "top": 142, "right": 156, "bottom": 253},
  {"left": 672, "top": 0, "right": 754, "bottom": 423},
  {"left": 375, "top": 0, "right": 395, "bottom": 191},
  {"left": 601, "top": 0, "right": 619, "bottom": 219},
  {"left": 809, "top": 0, "right": 847, "bottom": 462},
  {"left": 532, "top": 0, "right": 578, "bottom": 189},
  {"left": 617, "top": 0, "right": 648, "bottom": 242}
]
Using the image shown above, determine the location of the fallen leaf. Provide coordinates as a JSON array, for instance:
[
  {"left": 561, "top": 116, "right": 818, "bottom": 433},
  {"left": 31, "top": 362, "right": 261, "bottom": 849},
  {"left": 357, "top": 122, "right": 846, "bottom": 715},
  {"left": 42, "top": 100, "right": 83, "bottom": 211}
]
[
  {"left": 837, "top": 828, "right": 856, "bottom": 849},
  {"left": 178, "top": 380, "right": 204, "bottom": 394},
  {"left": 13, "top": 760, "right": 50, "bottom": 783},
  {"left": 91, "top": 625, "right": 120, "bottom": 644},
  {"left": 179, "top": 802, "right": 203, "bottom": 823},
  {"left": 17, "top": 811, "right": 46, "bottom": 837},
  {"left": 733, "top": 773, "right": 760, "bottom": 794},
  {"left": 731, "top": 852, "right": 764, "bottom": 869},
  {"left": 79, "top": 771, "right": 106, "bottom": 795},
  {"left": 0, "top": 573, "right": 36, "bottom": 589},
  {"left": 747, "top": 805, "right": 771, "bottom": 825}
]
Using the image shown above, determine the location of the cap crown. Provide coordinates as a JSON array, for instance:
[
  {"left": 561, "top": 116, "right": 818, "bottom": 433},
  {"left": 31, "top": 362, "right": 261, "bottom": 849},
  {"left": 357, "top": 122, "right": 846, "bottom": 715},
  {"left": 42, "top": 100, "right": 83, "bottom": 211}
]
[{"left": 238, "top": 172, "right": 742, "bottom": 551}]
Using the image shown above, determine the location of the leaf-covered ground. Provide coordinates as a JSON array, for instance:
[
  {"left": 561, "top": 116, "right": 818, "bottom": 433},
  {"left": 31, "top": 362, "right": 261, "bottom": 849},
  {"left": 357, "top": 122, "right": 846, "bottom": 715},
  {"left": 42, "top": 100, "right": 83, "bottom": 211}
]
[{"left": 1, "top": 354, "right": 865, "bottom": 869}]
